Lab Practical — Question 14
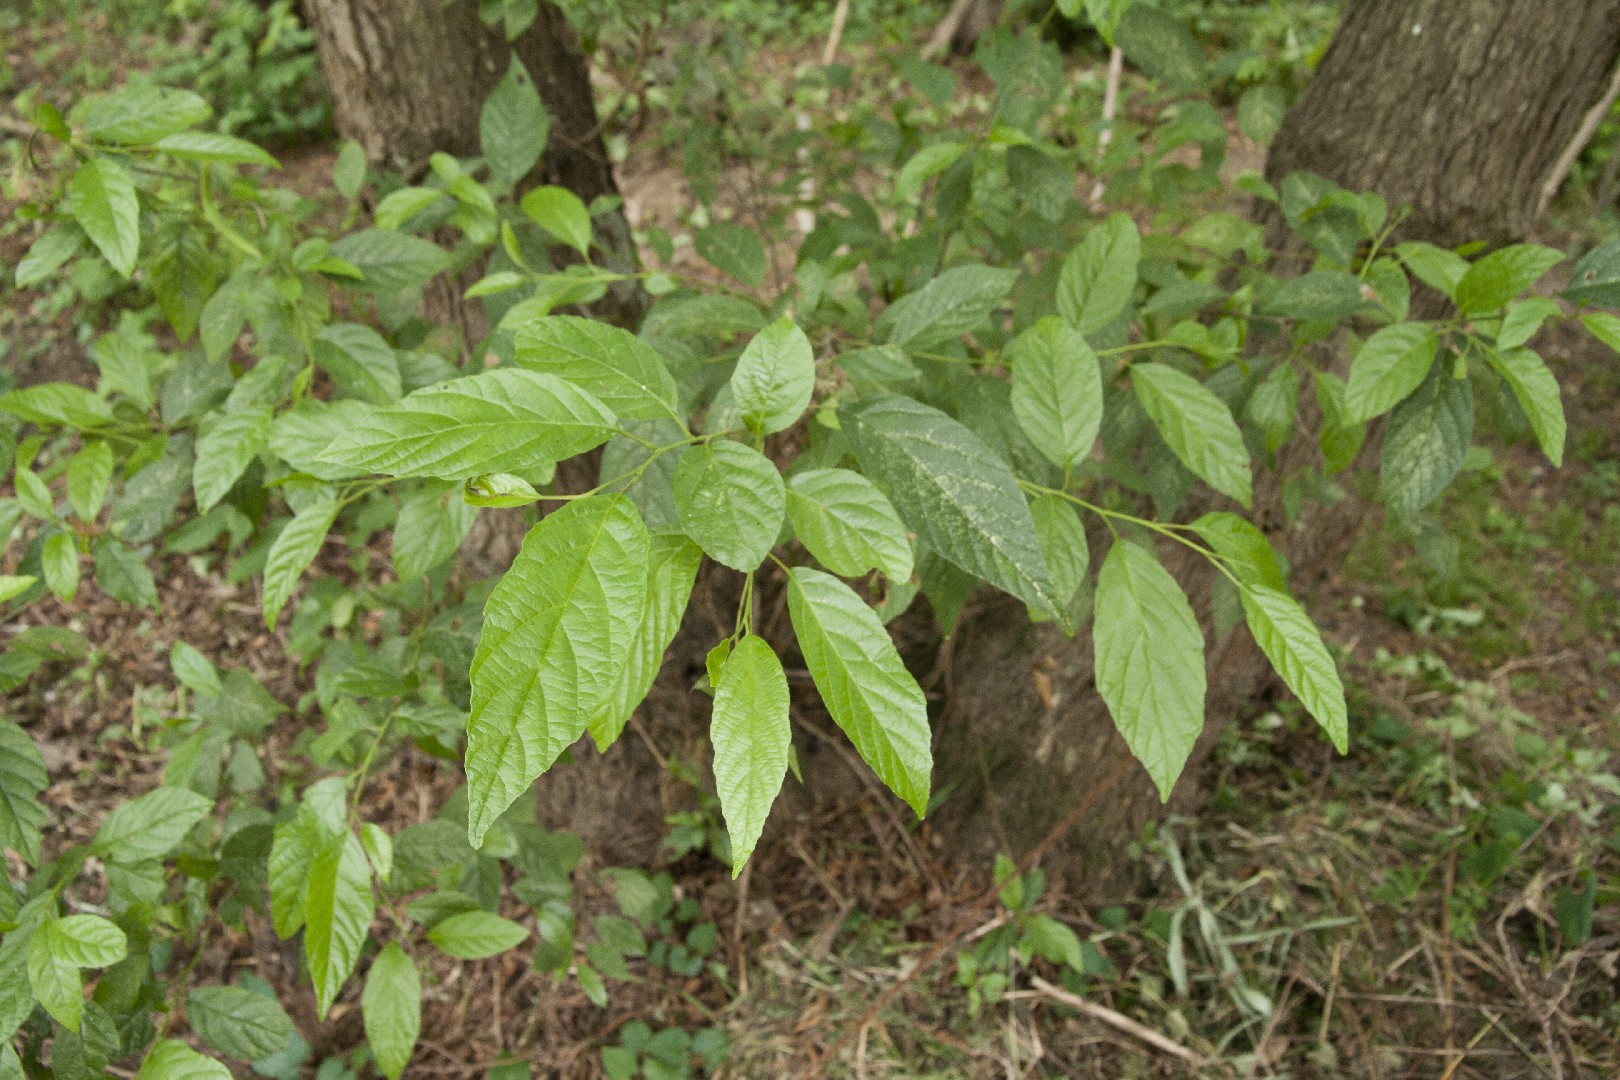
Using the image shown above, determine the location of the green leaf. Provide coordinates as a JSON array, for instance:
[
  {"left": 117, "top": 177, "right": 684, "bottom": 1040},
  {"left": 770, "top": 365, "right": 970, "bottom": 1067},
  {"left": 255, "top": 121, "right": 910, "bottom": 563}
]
[
  {"left": 1236, "top": 84, "right": 1285, "bottom": 144},
  {"left": 1029, "top": 493, "right": 1088, "bottom": 617},
  {"left": 327, "top": 230, "right": 452, "bottom": 293},
  {"left": 1394, "top": 241, "right": 1469, "bottom": 299},
  {"left": 1130, "top": 363, "right": 1252, "bottom": 507},
  {"left": 16, "top": 225, "right": 84, "bottom": 288},
  {"left": 1497, "top": 297, "right": 1562, "bottom": 350},
  {"left": 1241, "top": 585, "right": 1347, "bottom": 753},
  {"left": 321, "top": 370, "right": 615, "bottom": 480},
  {"left": 1454, "top": 244, "right": 1564, "bottom": 316},
  {"left": 588, "top": 534, "right": 702, "bottom": 751},
  {"left": 262, "top": 498, "right": 340, "bottom": 628},
  {"left": 393, "top": 482, "right": 477, "bottom": 581},
  {"left": 0, "top": 721, "right": 48, "bottom": 865},
  {"left": 1580, "top": 311, "right": 1620, "bottom": 354},
  {"left": 1057, "top": 214, "right": 1141, "bottom": 334},
  {"left": 68, "top": 158, "right": 140, "bottom": 278},
  {"left": 1115, "top": 4, "right": 1206, "bottom": 92},
  {"left": 1260, "top": 271, "right": 1370, "bottom": 321},
  {"left": 93, "top": 537, "right": 159, "bottom": 609},
  {"left": 844, "top": 396, "right": 1063, "bottom": 621},
  {"left": 1380, "top": 362, "right": 1472, "bottom": 519},
  {"left": 1562, "top": 239, "right": 1620, "bottom": 307},
  {"left": 362, "top": 942, "right": 420, "bottom": 1080},
  {"left": 880, "top": 264, "right": 1020, "bottom": 351},
  {"left": 786, "top": 468, "right": 913, "bottom": 582},
  {"left": 313, "top": 324, "right": 404, "bottom": 405},
  {"left": 1009, "top": 316, "right": 1103, "bottom": 471},
  {"left": 306, "top": 831, "right": 375, "bottom": 1019},
  {"left": 193, "top": 407, "right": 271, "bottom": 513},
  {"left": 29, "top": 924, "right": 85, "bottom": 1028},
  {"left": 427, "top": 911, "right": 529, "bottom": 959},
  {"left": 373, "top": 187, "right": 444, "bottom": 231},
  {"left": 46, "top": 914, "right": 126, "bottom": 968},
  {"left": 1188, "top": 511, "right": 1285, "bottom": 591},
  {"left": 695, "top": 222, "right": 768, "bottom": 287},
  {"left": 466, "top": 496, "right": 650, "bottom": 846},
  {"left": 42, "top": 533, "right": 80, "bottom": 602},
  {"left": 16, "top": 469, "right": 54, "bottom": 520},
  {"left": 1314, "top": 372, "right": 1366, "bottom": 474},
  {"left": 0, "top": 576, "right": 32, "bottom": 605},
  {"left": 786, "top": 567, "right": 931, "bottom": 817},
  {"left": 1486, "top": 347, "right": 1564, "bottom": 467},
  {"left": 185, "top": 986, "right": 296, "bottom": 1061},
  {"left": 139, "top": 1039, "right": 232, "bottom": 1080},
  {"left": 520, "top": 186, "right": 592, "bottom": 255},
  {"left": 154, "top": 132, "right": 279, "bottom": 167},
  {"left": 514, "top": 315, "right": 679, "bottom": 422},
  {"left": 731, "top": 317, "right": 815, "bottom": 435},
  {"left": 672, "top": 442, "right": 785, "bottom": 572},
  {"left": 170, "top": 641, "right": 222, "bottom": 697},
  {"left": 76, "top": 85, "right": 210, "bottom": 145},
  {"left": 1, "top": 384, "right": 115, "bottom": 432},
  {"left": 710, "top": 635, "right": 790, "bottom": 874},
  {"left": 67, "top": 442, "right": 113, "bottom": 522},
  {"left": 1093, "top": 539, "right": 1206, "bottom": 801},
  {"left": 93, "top": 785, "right": 212, "bottom": 861},
  {"left": 1343, "top": 323, "right": 1437, "bottom": 423},
  {"left": 895, "top": 142, "right": 967, "bottom": 202},
  {"left": 481, "top": 58, "right": 548, "bottom": 186}
]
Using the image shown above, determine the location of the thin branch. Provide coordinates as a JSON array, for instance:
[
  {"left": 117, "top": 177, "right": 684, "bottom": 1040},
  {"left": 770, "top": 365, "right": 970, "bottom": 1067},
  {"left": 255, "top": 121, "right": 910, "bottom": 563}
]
[
  {"left": 922, "top": 0, "right": 978, "bottom": 60},
  {"left": 1028, "top": 976, "right": 1208, "bottom": 1067},
  {"left": 1537, "top": 55, "right": 1620, "bottom": 218},
  {"left": 1089, "top": 46, "right": 1126, "bottom": 211},
  {"left": 821, "top": 0, "right": 852, "bottom": 65}
]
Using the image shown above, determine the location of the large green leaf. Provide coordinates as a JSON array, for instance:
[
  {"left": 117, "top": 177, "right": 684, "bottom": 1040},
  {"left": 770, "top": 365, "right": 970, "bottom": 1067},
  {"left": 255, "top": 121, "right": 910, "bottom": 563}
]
[
  {"left": 844, "top": 395, "right": 1063, "bottom": 621},
  {"left": 320, "top": 370, "right": 616, "bottom": 480},
  {"left": 1009, "top": 316, "right": 1104, "bottom": 471},
  {"left": 514, "top": 315, "right": 679, "bottom": 422},
  {"left": 0, "top": 383, "right": 115, "bottom": 430},
  {"left": 481, "top": 57, "right": 548, "bottom": 187},
  {"left": 520, "top": 186, "right": 591, "bottom": 255},
  {"left": 786, "top": 567, "right": 931, "bottom": 817},
  {"left": 185, "top": 986, "right": 297, "bottom": 1061},
  {"left": 465, "top": 495, "right": 650, "bottom": 846},
  {"left": 588, "top": 534, "right": 702, "bottom": 751},
  {"left": 139, "top": 1040, "right": 232, "bottom": 1080},
  {"left": 1486, "top": 347, "right": 1565, "bottom": 467},
  {"left": 45, "top": 915, "right": 126, "bottom": 968},
  {"left": 1130, "top": 363, "right": 1252, "bottom": 507},
  {"left": 392, "top": 482, "right": 477, "bottom": 582},
  {"left": 1380, "top": 362, "right": 1472, "bottom": 519},
  {"left": 193, "top": 407, "right": 270, "bottom": 514},
  {"left": 1093, "top": 539, "right": 1205, "bottom": 800},
  {"left": 710, "top": 635, "right": 790, "bottom": 874},
  {"left": 1057, "top": 214, "right": 1140, "bottom": 334},
  {"left": 880, "top": 264, "right": 1020, "bottom": 351},
  {"left": 68, "top": 158, "right": 139, "bottom": 278},
  {"left": 263, "top": 498, "right": 340, "bottom": 628},
  {"left": 1454, "top": 244, "right": 1564, "bottom": 316},
  {"left": 305, "top": 830, "right": 375, "bottom": 1019},
  {"left": 27, "top": 928, "right": 83, "bottom": 1030},
  {"left": 76, "top": 85, "right": 210, "bottom": 145},
  {"left": 786, "top": 468, "right": 912, "bottom": 582},
  {"left": 153, "top": 131, "right": 279, "bottom": 167},
  {"left": 327, "top": 230, "right": 452, "bottom": 293},
  {"left": 0, "top": 721, "right": 48, "bottom": 865},
  {"left": 362, "top": 942, "right": 420, "bottom": 1080},
  {"left": 1343, "top": 323, "right": 1437, "bottom": 423},
  {"left": 1240, "top": 585, "right": 1347, "bottom": 753},
  {"left": 92, "top": 786, "right": 212, "bottom": 862},
  {"left": 672, "top": 441, "right": 785, "bottom": 572},
  {"left": 731, "top": 317, "right": 815, "bottom": 435}
]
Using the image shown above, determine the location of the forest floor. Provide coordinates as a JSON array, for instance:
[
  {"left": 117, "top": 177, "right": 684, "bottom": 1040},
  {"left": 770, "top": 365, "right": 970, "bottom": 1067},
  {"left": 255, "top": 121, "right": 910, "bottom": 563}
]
[{"left": 3, "top": 4, "right": 1620, "bottom": 1078}]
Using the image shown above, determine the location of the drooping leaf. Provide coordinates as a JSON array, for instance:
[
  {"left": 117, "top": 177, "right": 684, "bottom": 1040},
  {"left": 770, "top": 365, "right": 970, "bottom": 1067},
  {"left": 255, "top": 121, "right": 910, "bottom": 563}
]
[
  {"left": 262, "top": 498, "right": 340, "bottom": 628},
  {"left": 67, "top": 158, "right": 139, "bottom": 278},
  {"left": 1240, "top": 585, "right": 1347, "bottom": 753},
  {"left": 1009, "top": 316, "right": 1104, "bottom": 471},
  {"left": 1130, "top": 363, "right": 1252, "bottom": 506},
  {"left": 844, "top": 396, "right": 1062, "bottom": 621},
  {"left": 786, "top": 567, "right": 931, "bottom": 817},
  {"left": 514, "top": 315, "right": 679, "bottom": 422},
  {"left": 1343, "top": 323, "right": 1437, "bottom": 423},
  {"left": 481, "top": 57, "right": 548, "bottom": 186},
  {"left": 185, "top": 986, "right": 297, "bottom": 1061},
  {"left": 730, "top": 317, "right": 816, "bottom": 435},
  {"left": 710, "top": 635, "right": 791, "bottom": 874},
  {"left": 305, "top": 831, "right": 375, "bottom": 1018},
  {"left": 1486, "top": 347, "right": 1564, "bottom": 467},
  {"left": 1188, "top": 511, "right": 1285, "bottom": 591},
  {"left": 672, "top": 442, "right": 785, "bottom": 572},
  {"left": 362, "top": 942, "right": 420, "bottom": 1080},
  {"left": 465, "top": 495, "right": 650, "bottom": 846},
  {"left": 1093, "top": 539, "right": 1206, "bottom": 800},
  {"left": 786, "top": 468, "right": 913, "bottom": 582},
  {"left": 1380, "top": 361, "right": 1472, "bottom": 519}
]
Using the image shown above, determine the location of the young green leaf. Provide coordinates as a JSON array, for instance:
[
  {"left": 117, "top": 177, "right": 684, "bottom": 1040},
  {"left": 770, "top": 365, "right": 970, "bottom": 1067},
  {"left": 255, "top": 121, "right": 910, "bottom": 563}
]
[
  {"left": 193, "top": 407, "right": 271, "bottom": 514},
  {"left": 1188, "top": 511, "right": 1285, "bottom": 591},
  {"left": 363, "top": 942, "right": 421, "bottom": 1080},
  {"left": 76, "top": 85, "right": 211, "bottom": 144},
  {"left": 786, "top": 567, "right": 931, "bottom": 817},
  {"left": 786, "top": 468, "right": 912, "bottom": 582},
  {"left": 326, "top": 230, "right": 452, "bottom": 293},
  {"left": 1093, "top": 539, "right": 1206, "bottom": 801},
  {"left": 1009, "top": 316, "right": 1104, "bottom": 472},
  {"left": 169, "top": 642, "right": 222, "bottom": 698},
  {"left": 306, "top": 831, "right": 375, "bottom": 1019},
  {"left": 1454, "top": 243, "right": 1564, "bottom": 316},
  {"left": 185, "top": 986, "right": 297, "bottom": 1061},
  {"left": 695, "top": 222, "right": 768, "bottom": 287},
  {"left": 16, "top": 225, "right": 85, "bottom": 289},
  {"left": 153, "top": 132, "right": 280, "bottom": 167},
  {"left": 263, "top": 498, "right": 340, "bottom": 628},
  {"left": 844, "top": 395, "right": 1064, "bottom": 622},
  {"left": 68, "top": 158, "right": 139, "bottom": 278},
  {"left": 1580, "top": 311, "right": 1620, "bottom": 354},
  {"left": 0, "top": 721, "right": 48, "bottom": 865},
  {"left": 1057, "top": 212, "right": 1140, "bottom": 334},
  {"left": 588, "top": 534, "right": 703, "bottom": 751},
  {"left": 1393, "top": 241, "right": 1469, "bottom": 300},
  {"left": 672, "top": 442, "right": 785, "bottom": 572},
  {"left": 27, "top": 930, "right": 83, "bottom": 1030},
  {"left": 45, "top": 914, "right": 126, "bottom": 968},
  {"left": 139, "top": 1039, "right": 233, "bottom": 1080},
  {"left": 1497, "top": 297, "right": 1562, "bottom": 350},
  {"left": 710, "top": 635, "right": 791, "bottom": 874},
  {"left": 41, "top": 533, "right": 80, "bottom": 602},
  {"left": 427, "top": 911, "right": 529, "bottom": 959},
  {"left": 1130, "top": 363, "right": 1252, "bottom": 507},
  {"left": 895, "top": 142, "right": 968, "bottom": 201},
  {"left": 1259, "top": 270, "right": 1370, "bottom": 321},
  {"left": 466, "top": 495, "right": 650, "bottom": 846},
  {"left": 321, "top": 370, "right": 616, "bottom": 480},
  {"left": 1241, "top": 585, "right": 1347, "bottom": 753},
  {"left": 1028, "top": 493, "right": 1088, "bottom": 617},
  {"left": 65, "top": 442, "right": 113, "bottom": 524},
  {"left": 514, "top": 315, "right": 679, "bottom": 422},
  {"left": 1380, "top": 362, "right": 1472, "bottom": 518},
  {"left": 92, "top": 785, "right": 212, "bottom": 862},
  {"left": 1343, "top": 323, "right": 1437, "bottom": 423},
  {"left": 520, "top": 186, "right": 592, "bottom": 255},
  {"left": 1485, "top": 347, "right": 1564, "bottom": 467},
  {"left": 0, "top": 383, "right": 115, "bottom": 431},
  {"left": 481, "top": 57, "right": 548, "bottom": 187},
  {"left": 93, "top": 537, "right": 159, "bottom": 609},
  {"left": 731, "top": 317, "right": 816, "bottom": 435}
]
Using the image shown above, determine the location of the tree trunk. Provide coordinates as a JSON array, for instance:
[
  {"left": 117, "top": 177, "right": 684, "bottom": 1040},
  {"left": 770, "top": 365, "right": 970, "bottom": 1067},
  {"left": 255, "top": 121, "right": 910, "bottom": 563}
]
[
  {"left": 934, "top": 0, "right": 1620, "bottom": 894},
  {"left": 1267, "top": 0, "right": 1620, "bottom": 249},
  {"left": 299, "top": 0, "right": 647, "bottom": 329}
]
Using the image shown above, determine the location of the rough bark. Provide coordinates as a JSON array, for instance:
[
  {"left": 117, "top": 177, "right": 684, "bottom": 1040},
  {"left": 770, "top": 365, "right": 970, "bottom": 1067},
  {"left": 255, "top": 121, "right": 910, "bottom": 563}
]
[
  {"left": 1267, "top": 0, "right": 1620, "bottom": 249},
  {"left": 299, "top": 0, "right": 647, "bottom": 329}
]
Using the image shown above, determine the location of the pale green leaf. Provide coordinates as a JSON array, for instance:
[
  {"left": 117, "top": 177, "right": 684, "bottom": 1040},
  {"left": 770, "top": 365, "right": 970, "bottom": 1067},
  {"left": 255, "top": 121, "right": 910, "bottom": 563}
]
[
  {"left": 1057, "top": 212, "right": 1140, "bottom": 334},
  {"left": 1241, "top": 585, "right": 1347, "bottom": 752},
  {"left": 1028, "top": 493, "right": 1088, "bottom": 617},
  {"left": 1497, "top": 297, "right": 1562, "bottom": 350},
  {"left": 514, "top": 315, "right": 679, "bottom": 421},
  {"left": 93, "top": 785, "right": 211, "bottom": 862},
  {"left": 1009, "top": 316, "right": 1103, "bottom": 471},
  {"left": 16, "top": 225, "right": 85, "bottom": 289},
  {"left": 695, "top": 222, "right": 767, "bottom": 287},
  {"left": 66, "top": 441, "right": 114, "bottom": 522},
  {"left": 306, "top": 831, "right": 375, "bottom": 1018},
  {"left": 362, "top": 942, "right": 420, "bottom": 1080},
  {"left": 1486, "top": 347, "right": 1564, "bottom": 467},
  {"left": 42, "top": 533, "right": 79, "bottom": 601},
  {"left": 481, "top": 57, "right": 548, "bottom": 186},
  {"left": 76, "top": 85, "right": 210, "bottom": 145},
  {"left": 1130, "top": 363, "right": 1252, "bottom": 506},
  {"left": 154, "top": 132, "right": 279, "bottom": 167},
  {"left": 68, "top": 158, "right": 140, "bottom": 278},
  {"left": 520, "top": 186, "right": 591, "bottom": 255},
  {"left": 672, "top": 441, "right": 785, "bottom": 572},
  {"left": 731, "top": 317, "right": 815, "bottom": 434},
  {"left": 881, "top": 264, "right": 1020, "bottom": 351},
  {"left": 313, "top": 324, "right": 403, "bottom": 405},
  {"left": 1455, "top": 244, "right": 1564, "bottom": 316},
  {"left": 193, "top": 407, "right": 270, "bottom": 513},
  {"left": 170, "top": 641, "right": 222, "bottom": 697},
  {"left": 786, "top": 468, "right": 912, "bottom": 582},
  {"left": 392, "top": 481, "right": 477, "bottom": 581},
  {"left": 1188, "top": 511, "right": 1284, "bottom": 590},
  {"left": 27, "top": 930, "right": 82, "bottom": 1030},
  {"left": 139, "top": 1039, "right": 232, "bottom": 1080},
  {"left": 1394, "top": 241, "right": 1468, "bottom": 300},
  {"left": 263, "top": 498, "right": 339, "bottom": 628},
  {"left": 1343, "top": 323, "right": 1437, "bottom": 423},
  {"left": 895, "top": 142, "right": 967, "bottom": 201},
  {"left": 427, "top": 911, "right": 528, "bottom": 959},
  {"left": 0, "top": 721, "right": 48, "bottom": 865},
  {"left": 46, "top": 914, "right": 126, "bottom": 967},
  {"left": 327, "top": 230, "right": 452, "bottom": 294},
  {"left": 711, "top": 635, "right": 790, "bottom": 873}
]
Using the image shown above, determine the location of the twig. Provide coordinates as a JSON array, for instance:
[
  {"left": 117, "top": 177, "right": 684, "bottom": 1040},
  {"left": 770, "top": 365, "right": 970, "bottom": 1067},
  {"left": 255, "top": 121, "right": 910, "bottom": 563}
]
[
  {"left": 922, "top": 0, "right": 978, "bottom": 59},
  {"left": 1027, "top": 976, "right": 1207, "bottom": 1067},
  {"left": 821, "top": 0, "right": 851, "bottom": 66},
  {"left": 1538, "top": 55, "right": 1620, "bottom": 218},
  {"left": 1088, "top": 47, "right": 1126, "bottom": 211}
]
